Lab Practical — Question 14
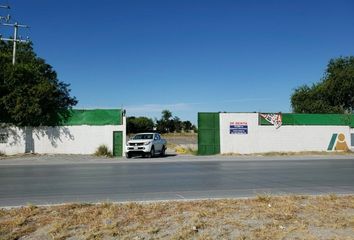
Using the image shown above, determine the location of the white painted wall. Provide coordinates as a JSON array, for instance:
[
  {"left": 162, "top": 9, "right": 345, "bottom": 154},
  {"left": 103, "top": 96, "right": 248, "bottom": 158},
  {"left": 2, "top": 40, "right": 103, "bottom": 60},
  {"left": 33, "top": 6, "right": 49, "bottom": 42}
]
[
  {"left": 0, "top": 120, "right": 126, "bottom": 155},
  {"left": 220, "top": 113, "right": 352, "bottom": 154}
]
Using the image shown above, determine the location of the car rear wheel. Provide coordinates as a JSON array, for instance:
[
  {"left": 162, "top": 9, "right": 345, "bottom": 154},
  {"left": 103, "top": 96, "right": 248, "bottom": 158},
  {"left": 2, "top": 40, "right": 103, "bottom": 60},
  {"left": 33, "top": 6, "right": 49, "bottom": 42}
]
[
  {"left": 149, "top": 147, "right": 155, "bottom": 158},
  {"left": 160, "top": 145, "right": 166, "bottom": 157}
]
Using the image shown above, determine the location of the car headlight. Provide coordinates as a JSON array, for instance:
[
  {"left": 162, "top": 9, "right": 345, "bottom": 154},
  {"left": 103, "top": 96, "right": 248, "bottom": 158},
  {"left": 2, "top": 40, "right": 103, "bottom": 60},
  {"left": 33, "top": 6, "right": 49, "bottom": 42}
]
[
  {"left": 144, "top": 141, "right": 152, "bottom": 145},
  {"left": 126, "top": 142, "right": 130, "bottom": 146}
]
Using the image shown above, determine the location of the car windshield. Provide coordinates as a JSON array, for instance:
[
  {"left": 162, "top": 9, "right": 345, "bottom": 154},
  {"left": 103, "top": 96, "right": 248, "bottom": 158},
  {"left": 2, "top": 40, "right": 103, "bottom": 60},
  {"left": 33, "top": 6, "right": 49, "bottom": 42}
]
[{"left": 133, "top": 134, "right": 153, "bottom": 140}]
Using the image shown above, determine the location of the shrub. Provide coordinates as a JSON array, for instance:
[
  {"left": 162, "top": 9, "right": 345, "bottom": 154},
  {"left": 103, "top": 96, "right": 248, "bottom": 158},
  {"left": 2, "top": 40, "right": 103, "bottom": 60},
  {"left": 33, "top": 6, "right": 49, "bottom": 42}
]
[
  {"left": 94, "top": 145, "right": 112, "bottom": 157},
  {"left": 0, "top": 151, "right": 5, "bottom": 157}
]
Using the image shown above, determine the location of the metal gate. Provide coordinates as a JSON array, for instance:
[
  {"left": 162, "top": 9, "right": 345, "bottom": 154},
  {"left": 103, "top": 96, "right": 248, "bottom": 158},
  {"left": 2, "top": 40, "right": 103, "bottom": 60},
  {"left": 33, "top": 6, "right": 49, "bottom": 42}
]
[
  {"left": 198, "top": 112, "right": 220, "bottom": 155},
  {"left": 113, "top": 131, "right": 123, "bottom": 157}
]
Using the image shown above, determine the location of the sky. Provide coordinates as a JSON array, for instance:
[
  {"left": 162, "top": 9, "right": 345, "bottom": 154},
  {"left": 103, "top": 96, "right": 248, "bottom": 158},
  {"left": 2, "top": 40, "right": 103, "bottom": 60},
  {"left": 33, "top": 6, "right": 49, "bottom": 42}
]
[{"left": 1, "top": 0, "right": 354, "bottom": 124}]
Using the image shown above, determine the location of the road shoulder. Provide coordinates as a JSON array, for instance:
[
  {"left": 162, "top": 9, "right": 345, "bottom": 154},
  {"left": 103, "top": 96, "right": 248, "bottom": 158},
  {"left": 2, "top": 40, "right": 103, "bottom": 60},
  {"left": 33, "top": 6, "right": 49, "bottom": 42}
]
[{"left": 0, "top": 153, "right": 353, "bottom": 165}]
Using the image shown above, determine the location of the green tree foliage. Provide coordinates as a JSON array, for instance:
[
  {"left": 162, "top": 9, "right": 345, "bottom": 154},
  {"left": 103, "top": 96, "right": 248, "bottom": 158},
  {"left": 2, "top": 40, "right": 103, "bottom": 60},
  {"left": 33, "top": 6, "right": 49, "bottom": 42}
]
[
  {"left": 156, "top": 110, "right": 197, "bottom": 133},
  {"left": 127, "top": 116, "right": 154, "bottom": 134},
  {"left": 173, "top": 116, "right": 182, "bottom": 133},
  {"left": 161, "top": 110, "right": 172, "bottom": 121},
  {"left": 155, "top": 118, "right": 168, "bottom": 133},
  {"left": 127, "top": 111, "right": 196, "bottom": 134},
  {"left": 182, "top": 120, "right": 194, "bottom": 132},
  {"left": 156, "top": 110, "right": 172, "bottom": 133},
  {"left": 291, "top": 56, "right": 354, "bottom": 113},
  {"left": 0, "top": 41, "right": 77, "bottom": 126}
]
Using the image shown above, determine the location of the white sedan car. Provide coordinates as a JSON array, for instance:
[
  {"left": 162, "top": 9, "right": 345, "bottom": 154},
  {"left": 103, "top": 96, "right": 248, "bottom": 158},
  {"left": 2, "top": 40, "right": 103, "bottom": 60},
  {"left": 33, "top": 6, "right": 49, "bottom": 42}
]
[{"left": 125, "top": 133, "right": 167, "bottom": 158}]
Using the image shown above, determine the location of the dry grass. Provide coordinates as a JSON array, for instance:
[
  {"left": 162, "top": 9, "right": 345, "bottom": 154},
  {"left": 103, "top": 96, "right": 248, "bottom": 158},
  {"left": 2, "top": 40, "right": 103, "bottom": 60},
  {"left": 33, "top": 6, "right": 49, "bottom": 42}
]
[
  {"left": 132, "top": 133, "right": 198, "bottom": 155},
  {"left": 261, "top": 150, "right": 353, "bottom": 156},
  {"left": 222, "top": 150, "right": 354, "bottom": 157},
  {"left": 167, "top": 142, "right": 198, "bottom": 155},
  {"left": 1, "top": 195, "right": 353, "bottom": 240},
  {"left": 174, "top": 146, "right": 198, "bottom": 155},
  {"left": 0, "top": 152, "right": 41, "bottom": 160},
  {"left": 94, "top": 145, "right": 113, "bottom": 158},
  {"left": 162, "top": 132, "right": 197, "bottom": 137},
  {"left": 163, "top": 133, "right": 197, "bottom": 145}
]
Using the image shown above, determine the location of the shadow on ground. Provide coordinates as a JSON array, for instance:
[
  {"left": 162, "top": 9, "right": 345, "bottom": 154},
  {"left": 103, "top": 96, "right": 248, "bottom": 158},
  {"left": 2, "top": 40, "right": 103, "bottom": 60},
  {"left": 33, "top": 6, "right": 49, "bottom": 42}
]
[{"left": 129, "top": 153, "right": 178, "bottom": 159}]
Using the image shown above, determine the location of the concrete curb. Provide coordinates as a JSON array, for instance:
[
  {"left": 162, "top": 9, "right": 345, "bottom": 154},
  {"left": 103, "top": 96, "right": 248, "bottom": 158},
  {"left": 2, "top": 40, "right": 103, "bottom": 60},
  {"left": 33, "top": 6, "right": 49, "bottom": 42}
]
[
  {"left": 2, "top": 193, "right": 353, "bottom": 210},
  {"left": 0, "top": 154, "right": 354, "bottom": 166}
]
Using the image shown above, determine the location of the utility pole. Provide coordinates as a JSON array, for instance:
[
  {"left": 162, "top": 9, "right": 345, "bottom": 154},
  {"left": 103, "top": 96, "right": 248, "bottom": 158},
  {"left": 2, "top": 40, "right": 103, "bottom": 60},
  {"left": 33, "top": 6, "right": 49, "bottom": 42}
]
[
  {"left": 1, "top": 22, "right": 29, "bottom": 64},
  {"left": 1, "top": 4, "right": 29, "bottom": 65}
]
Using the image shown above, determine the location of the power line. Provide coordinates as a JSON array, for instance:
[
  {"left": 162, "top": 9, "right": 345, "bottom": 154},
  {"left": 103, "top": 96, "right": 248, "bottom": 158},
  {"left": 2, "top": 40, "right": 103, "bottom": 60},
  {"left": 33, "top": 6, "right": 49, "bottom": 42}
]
[
  {"left": 0, "top": 13, "right": 10, "bottom": 22},
  {"left": 1, "top": 22, "right": 29, "bottom": 64},
  {"left": 0, "top": 4, "right": 10, "bottom": 22},
  {"left": 0, "top": 4, "right": 30, "bottom": 65}
]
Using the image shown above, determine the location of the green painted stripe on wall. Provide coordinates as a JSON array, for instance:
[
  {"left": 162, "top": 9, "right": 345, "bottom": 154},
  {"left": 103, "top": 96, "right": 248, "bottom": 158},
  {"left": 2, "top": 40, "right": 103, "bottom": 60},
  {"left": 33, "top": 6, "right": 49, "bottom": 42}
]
[
  {"left": 327, "top": 134, "right": 337, "bottom": 151},
  {"left": 260, "top": 113, "right": 354, "bottom": 126},
  {"left": 63, "top": 109, "right": 122, "bottom": 126}
]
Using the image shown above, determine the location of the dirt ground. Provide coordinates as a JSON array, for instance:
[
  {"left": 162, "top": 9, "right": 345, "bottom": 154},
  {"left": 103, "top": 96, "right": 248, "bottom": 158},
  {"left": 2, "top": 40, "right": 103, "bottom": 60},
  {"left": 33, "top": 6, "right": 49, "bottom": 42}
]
[
  {"left": 162, "top": 133, "right": 197, "bottom": 145},
  {"left": 162, "top": 133, "right": 197, "bottom": 155},
  {"left": 1, "top": 194, "right": 353, "bottom": 240}
]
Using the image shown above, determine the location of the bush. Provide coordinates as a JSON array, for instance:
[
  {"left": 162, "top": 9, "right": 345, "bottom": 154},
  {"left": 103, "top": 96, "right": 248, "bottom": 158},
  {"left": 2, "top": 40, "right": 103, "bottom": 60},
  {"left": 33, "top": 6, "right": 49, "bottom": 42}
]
[
  {"left": 0, "top": 151, "right": 5, "bottom": 157},
  {"left": 94, "top": 145, "right": 112, "bottom": 157}
]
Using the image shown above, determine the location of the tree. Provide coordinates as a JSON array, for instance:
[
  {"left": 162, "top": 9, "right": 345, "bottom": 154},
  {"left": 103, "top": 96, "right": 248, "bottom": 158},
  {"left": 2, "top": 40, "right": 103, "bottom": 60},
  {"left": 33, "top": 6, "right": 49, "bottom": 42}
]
[
  {"left": 291, "top": 56, "right": 354, "bottom": 113},
  {"left": 173, "top": 116, "right": 182, "bottom": 133},
  {"left": 191, "top": 125, "right": 197, "bottom": 133},
  {"left": 155, "top": 118, "right": 168, "bottom": 133},
  {"left": 0, "top": 41, "right": 77, "bottom": 126},
  {"left": 127, "top": 116, "right": 154, "bottom": 134},
  {"left": 156, "top": 110, "right": 173, "bottom": 133},
  {"left": 182, "top": 120, "right": 193, "bottom": 132},
  {"left": 155, "top": 110, "right": 196, "bottom": 133},
  {"left": 161, "top": 110, "right": 172, "bottom": 121}
]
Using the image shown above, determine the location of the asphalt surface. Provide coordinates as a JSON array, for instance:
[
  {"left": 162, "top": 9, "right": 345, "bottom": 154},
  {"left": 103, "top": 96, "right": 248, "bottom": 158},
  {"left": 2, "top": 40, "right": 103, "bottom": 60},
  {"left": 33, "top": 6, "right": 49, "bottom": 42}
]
[{"left": 0, "top": 155, "right": 354, "bottom": 207}]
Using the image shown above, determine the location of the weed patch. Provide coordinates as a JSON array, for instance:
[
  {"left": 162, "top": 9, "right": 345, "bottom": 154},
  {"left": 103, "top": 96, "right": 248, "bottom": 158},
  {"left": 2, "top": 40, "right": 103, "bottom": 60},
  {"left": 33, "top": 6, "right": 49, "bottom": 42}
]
[
  {"left": 1, "top": 195, "right": 353, "bottom": 239},
  {"left": 94, "top": 145, "right": 112, "bottom": 157}
]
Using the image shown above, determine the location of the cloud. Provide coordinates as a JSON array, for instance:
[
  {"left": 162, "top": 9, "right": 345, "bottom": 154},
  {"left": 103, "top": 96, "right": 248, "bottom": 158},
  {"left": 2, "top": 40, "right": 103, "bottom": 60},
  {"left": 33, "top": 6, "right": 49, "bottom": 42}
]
[
  {"left": 125, "top": 103, "right": 194, "bottom": 113},
  {"left": 214, "top": 98, "right": 273, "bottom": 104},
  {"left": 124, "top": 97, "right": 273, "bottom": 114}
]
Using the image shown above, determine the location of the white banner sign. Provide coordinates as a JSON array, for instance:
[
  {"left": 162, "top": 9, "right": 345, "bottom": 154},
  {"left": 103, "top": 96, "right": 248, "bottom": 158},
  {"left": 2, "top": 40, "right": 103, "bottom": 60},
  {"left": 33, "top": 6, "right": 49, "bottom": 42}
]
[{"left": 260, "top": 113, "right": 282, "bottom": 129}]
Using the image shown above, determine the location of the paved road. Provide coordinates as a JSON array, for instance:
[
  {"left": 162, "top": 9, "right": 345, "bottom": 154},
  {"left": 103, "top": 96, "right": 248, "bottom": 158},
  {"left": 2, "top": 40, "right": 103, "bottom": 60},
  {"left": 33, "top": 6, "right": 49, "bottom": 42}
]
[{"left": 0, "top": 156, "right": 354, "bottom": 206}]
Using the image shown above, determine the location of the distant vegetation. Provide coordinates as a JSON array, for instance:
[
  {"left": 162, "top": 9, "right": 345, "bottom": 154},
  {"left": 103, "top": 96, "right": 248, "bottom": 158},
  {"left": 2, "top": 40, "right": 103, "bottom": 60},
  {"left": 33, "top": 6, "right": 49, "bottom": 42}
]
[
  {"left": 127, "top": 110, "right": 197, "bottom": 134},
  {"left": 291, "top": 56, "right": 354, "bottom": 114}
]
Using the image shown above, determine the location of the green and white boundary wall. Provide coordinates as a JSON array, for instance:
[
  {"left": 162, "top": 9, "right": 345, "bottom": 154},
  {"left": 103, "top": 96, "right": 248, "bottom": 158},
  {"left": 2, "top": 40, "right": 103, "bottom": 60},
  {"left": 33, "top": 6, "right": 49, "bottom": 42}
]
[
  {"left": 0, "top": 109, "right": 126, "bottom": 157},
  {"left": 198, "top": 112, "right": 354, "bottom": 155}
]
